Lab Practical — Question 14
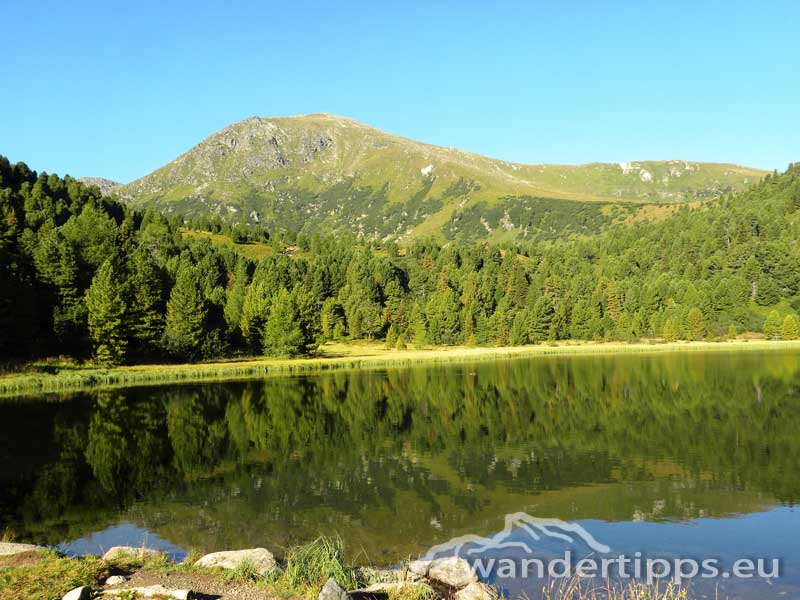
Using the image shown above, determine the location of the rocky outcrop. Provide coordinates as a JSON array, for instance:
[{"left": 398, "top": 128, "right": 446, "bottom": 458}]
[
  {"left": 78, "top": 177, "right": 121, "bottom": 195},
  {"left": 194, "top": 547, "right": 277, "bottom": 576},
  {"left": 102, "top": 546, "right": 163, "bottom": 561},
  {"left": 0, "top": 542, "right": 39, "bottom": 556}
]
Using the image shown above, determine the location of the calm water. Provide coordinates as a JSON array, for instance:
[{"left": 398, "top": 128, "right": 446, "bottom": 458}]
[{"left": 1, "top": 351, "right": 799, "bottom": 598}]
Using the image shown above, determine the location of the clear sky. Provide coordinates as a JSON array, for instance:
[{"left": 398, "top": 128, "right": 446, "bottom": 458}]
[{"left": 2, "top": 1, "right": 798, "bottom": 183}]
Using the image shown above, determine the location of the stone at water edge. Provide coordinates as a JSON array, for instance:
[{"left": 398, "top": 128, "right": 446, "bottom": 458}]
[
  {"left": 318, "top": 576, "right": 350, "bottom": 600},
  {"left": 100, "top": 585, "right": 193, "bottom": 599},
  {"left": 409, "top": 559, "right": 431, "bottom": 578},
  {"left": 426, "top": 556, "right": 478, "bottom": 588},
  {"left": 105, "top": 574, "right": 126, "bottom": 585},
  {"left": 194, "top": 547, "right": 277, "bottom": 576},
  {"left": 101, "top": 546, "right": 164, "bottom": 561},
  {"left": 0, "top": 542, "right": 39, "bottom": 556},
  {"left": 61, "top": 586, "right": 92, "bottom": 600},
  {"left": 454, "top": 582, "right": 500, "bottom": 600}
]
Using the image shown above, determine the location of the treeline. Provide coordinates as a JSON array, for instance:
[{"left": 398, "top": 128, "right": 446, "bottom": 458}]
[{"left": 1, "top": 155, "right": 800, "bottom": 366}]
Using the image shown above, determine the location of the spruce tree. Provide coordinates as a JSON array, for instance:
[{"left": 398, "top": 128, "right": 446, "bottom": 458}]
[
  {"left": 127, "top": 246, "right": 164, "bottom": 354},
  {"left": 85, "top": 259, "right": 127, "bottom": 366},
  {"left": 164, "top": 263, "right": 206, "bottom": 359},
  {"left": 262, "top": 288, "right": 304, "bottom": 357}
]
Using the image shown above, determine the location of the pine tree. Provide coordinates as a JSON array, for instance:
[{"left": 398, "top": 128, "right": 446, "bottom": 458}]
[
  {"left": 164, "top": 263, "right": 207, "bottom": 359},
  {"left": 85, "top": 259, "right": 127, "bottom": 366},
  {"left": 781, "top": 314, "right": 800, "bottom": 340}
]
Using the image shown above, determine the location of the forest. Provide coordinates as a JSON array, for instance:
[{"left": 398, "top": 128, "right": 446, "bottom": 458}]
[{"left": 1, "top": 154, "right": 800, "bottom": 367}]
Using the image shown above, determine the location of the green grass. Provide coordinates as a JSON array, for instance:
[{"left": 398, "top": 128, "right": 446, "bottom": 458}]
[
  {"left": 283, "top": 536, "right": 360, "bottom": 591},
  {"left": 3, "top": 339, "right": 800, "bottom": 400},
  {"left": 543, "top": 577, "right": 689, "bottom": 600},
  {"left": 0, "top": 550, "right": 110, "bottom": 600},
  {"left": 181, "top": 229, "right": 273, "bottom": 260}
]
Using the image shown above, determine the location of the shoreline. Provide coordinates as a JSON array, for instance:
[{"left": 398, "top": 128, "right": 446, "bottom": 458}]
[{"left": 1, "top": 338, "right": 798, "bottom": 400}]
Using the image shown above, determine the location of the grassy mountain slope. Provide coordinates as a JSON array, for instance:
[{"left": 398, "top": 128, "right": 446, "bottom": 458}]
[{"left": 117, "top": 113, "right": 766, "bottom": 242}]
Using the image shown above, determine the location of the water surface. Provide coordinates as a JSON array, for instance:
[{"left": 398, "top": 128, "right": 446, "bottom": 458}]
[{"left": 1, "top": 351, "right": 798, "bottom": 597}]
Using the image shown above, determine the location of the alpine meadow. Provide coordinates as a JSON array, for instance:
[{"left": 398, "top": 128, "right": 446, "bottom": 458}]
[{"left": 3, "top": 3, "right": 800, "bottom": 600}]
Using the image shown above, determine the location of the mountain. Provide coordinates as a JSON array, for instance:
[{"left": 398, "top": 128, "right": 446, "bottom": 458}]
[
  {"left": 78, "top": 177, "right": 120, "bottom": 195},
  {"left": 116, "top": 113, "right": 766, "bottom": 242}
]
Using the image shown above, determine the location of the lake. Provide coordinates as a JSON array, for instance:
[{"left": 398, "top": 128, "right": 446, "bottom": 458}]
[{"left": 1, "top": 350, "right": 799, "bottom": 598}]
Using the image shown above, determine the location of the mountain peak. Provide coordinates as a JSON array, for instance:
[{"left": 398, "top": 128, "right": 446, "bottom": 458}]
[{"left": 116, "top": 116, "right": 767, "bottom": 242}]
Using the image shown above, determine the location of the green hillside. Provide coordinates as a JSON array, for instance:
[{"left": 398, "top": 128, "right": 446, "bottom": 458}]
[{"left": 115, "top": 113, "right": 765, "bottom": 242}]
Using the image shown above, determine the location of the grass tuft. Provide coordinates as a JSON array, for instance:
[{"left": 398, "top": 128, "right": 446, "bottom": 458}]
[
  {"left": 283, "top": 536, "right": 360, "bottom": 591},
  {"left": 223, "top": 557, "right": 262, "bottom": 583},
  {"left": 543, "top": 577, "right": 689, "bottom": 600}
]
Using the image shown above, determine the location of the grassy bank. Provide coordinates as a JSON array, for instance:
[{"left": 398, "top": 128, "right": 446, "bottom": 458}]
[
  {"left": 2, "top": 339, "right": 800, "bottom": 400},
  {"left": 0, "top": 538, "right": 691, "bottom": 600}
]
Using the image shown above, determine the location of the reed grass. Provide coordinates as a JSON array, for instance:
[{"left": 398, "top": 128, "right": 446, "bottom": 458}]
[{"left": 2, "top": 339, "right": 799, "bottom": 400}]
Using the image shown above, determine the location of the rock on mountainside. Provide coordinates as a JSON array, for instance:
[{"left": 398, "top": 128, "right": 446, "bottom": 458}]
[
  {"left": 78, "top": 177, "right": 121, "bottom": 195},
  {"left": 115, "top": 113, "right": 766, "bottom": 242}
]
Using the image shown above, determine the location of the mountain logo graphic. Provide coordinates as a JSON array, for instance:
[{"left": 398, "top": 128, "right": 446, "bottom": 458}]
[{"left": 420, "top": 512, "right": 611, "bottom": 560}]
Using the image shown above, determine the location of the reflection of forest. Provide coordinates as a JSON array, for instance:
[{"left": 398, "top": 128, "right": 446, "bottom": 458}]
[{"left": 1, "top": 351, "right": 798, "bottom": 562}]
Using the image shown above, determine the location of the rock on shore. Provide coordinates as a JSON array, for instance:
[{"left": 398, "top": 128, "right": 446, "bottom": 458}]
[{"left": 194, "top": 547, "right": 277, "bottom": 576}]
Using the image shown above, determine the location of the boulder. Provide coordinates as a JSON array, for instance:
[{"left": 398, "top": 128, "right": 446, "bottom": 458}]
[
  {"left": 102, "top": 546, "right": 163, "bottom": 561},
  {"left": 0, "top": 542, "right": 39, "bottom": 556},
  {"left": 408, "top": 559, "right": 431, "bottom": 578},
  {"left": 101, "top": 585, "right": 193, "bottom": 599},
  {"left": 62, "top": 587, "right": 93, "bottom": 600},
  {"left": 194, "top": 547, "right": 277, "bottom": 576},
  {"left": 425, "top": 556, "right": 478, "bottom": 588},
  {"left": 454, "top": 582, "right": 499, "bottom": 600},
  {"left": 105, "top": 575, "right": 126, "bottom": 585},
  {"left": 318, "top": 576, "right": 350, "bottom": 600}
]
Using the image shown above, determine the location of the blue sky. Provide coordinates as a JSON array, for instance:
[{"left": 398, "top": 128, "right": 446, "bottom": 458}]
[{"left": 2, "top": 1, "right": 798, "bottom": 183}]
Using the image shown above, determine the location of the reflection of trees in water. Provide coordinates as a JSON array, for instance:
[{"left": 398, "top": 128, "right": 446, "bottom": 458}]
[{"left": 1, "top": 352, "right": 799, "bottom": 548}]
